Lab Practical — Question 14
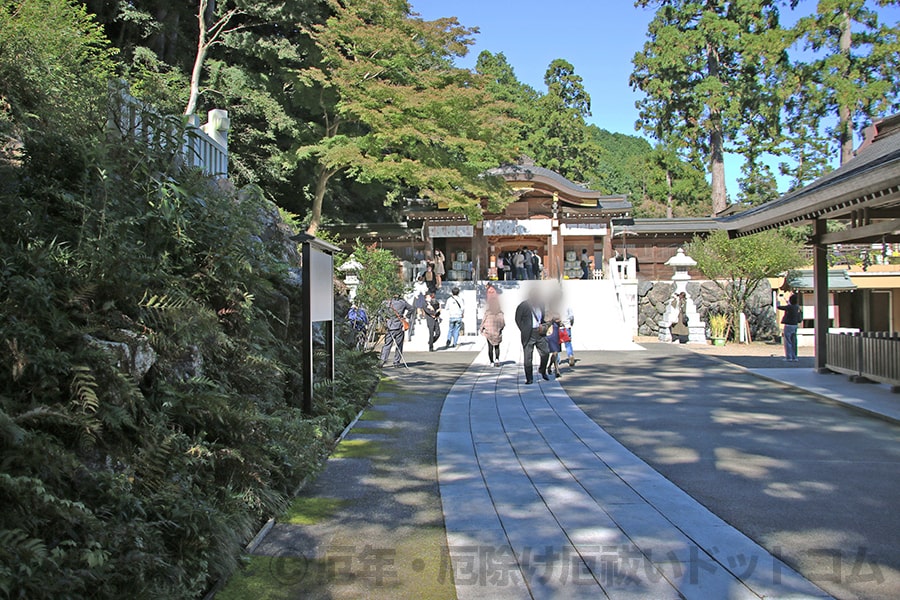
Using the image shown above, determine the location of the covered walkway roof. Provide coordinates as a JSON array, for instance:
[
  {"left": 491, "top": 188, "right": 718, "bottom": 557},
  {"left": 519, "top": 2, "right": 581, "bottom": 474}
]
[
  {"left": 721, "top": 113, "right": 900, "bottom": 372},
  {"left": 722, "top": 114, "right": 900, "bottom": 245}
]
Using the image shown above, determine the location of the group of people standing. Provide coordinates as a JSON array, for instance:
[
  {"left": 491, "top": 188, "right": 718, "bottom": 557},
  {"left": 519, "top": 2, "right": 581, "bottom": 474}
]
[
  {"left": 513, "top": 288, "right": 575, "bottom": 384},
  {"left": 418, "top": 249, "right": 445, "bottom": 294},
  {"left": 475, "top": 283, "right": 576, "bottom": 382},
  {"left": 374, "top": 282, "right": 576, "bottom": 384},
  {"left": 496, "top": 248, "right": 543, "bottom": 281},
  {"left": 379, "top": 285, "right": 470, "bottom": 367}
]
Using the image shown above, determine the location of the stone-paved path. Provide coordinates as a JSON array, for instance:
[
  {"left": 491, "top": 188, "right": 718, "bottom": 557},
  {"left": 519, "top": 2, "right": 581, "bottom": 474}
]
[
  {"left": 562, "top": 345, "right": 900, "bottom": 600},
  {"left": 437, "top": 341, "right": 832, "bottom": 599}
]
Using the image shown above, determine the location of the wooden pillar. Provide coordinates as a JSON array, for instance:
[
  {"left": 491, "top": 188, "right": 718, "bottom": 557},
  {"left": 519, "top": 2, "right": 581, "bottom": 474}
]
[
  {"left": 813, "top": 218, "right": 830, "bottom": 373},
  {"left": 602, "top": 233, "right": 613, "bottom": 276},
  {"left": 423, "top": 220, "right": 433, "bottom": 260},
  {"left": 472, "top": 224, "right": 488, "bottom": 281}
]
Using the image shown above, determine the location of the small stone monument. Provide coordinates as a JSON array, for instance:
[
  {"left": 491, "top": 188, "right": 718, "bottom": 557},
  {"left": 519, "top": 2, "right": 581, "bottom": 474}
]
[{"left": 658, "top": 248, "right": 706, "bottom": 343}]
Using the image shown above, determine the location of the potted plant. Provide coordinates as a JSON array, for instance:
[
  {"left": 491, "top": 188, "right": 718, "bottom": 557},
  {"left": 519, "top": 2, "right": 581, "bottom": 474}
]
[{"left": 708, "top": 314, "right": 727, "bottom": 346}]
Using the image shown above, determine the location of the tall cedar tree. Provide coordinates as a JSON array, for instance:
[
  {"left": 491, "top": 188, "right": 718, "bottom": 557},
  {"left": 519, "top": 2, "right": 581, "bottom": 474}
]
[
  {"left": 631, "top": 0, "right": 788, "bottom": 215},
  {"left": 298, "top": 0, "right": 517, "bottom": 234},
  {"left": 524, "top": 59, "right": 604, "bottom": 183},
  {"left": 475, "top": 50, "right": 540, "bottom": 153},
  {"left": 789, "top": 0, "right": 900, "bottom": 167}
]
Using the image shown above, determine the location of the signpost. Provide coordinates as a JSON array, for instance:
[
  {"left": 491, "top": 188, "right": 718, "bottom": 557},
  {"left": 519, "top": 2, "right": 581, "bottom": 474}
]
[{"left": 291, "top": 233, "right": 342, "bottom": 415}]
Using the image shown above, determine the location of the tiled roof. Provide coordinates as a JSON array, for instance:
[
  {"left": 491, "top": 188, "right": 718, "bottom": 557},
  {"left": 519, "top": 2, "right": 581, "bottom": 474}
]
[
  {"left": 723, "top": 114, "right": 900, "bottom": 236},
  {"left": 487, "top": 163, "right": 597, "bottom": 194}
]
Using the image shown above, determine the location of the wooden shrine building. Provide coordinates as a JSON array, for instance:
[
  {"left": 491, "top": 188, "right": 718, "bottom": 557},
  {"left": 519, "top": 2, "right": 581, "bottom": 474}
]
[{"left": 403, "top": 160, "right": 633, "bottom": 280}]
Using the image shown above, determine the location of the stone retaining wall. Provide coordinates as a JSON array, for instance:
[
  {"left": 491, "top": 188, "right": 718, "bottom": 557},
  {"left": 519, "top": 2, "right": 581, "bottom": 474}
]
[{"left": 637, "top": 280, "right": 779, "bottom": 340}]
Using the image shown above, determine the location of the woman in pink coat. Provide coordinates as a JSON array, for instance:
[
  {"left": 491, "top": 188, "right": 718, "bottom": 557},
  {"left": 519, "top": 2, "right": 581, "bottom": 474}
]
[{"left": 481, "top": 297, "right": 505, "bottom": 367}]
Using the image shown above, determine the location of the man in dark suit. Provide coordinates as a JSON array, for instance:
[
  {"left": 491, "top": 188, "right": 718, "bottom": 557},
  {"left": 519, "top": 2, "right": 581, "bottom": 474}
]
[
  {"left": 515, "top": 289, "right": 550, "bottom": 384},
  {"left": 381, "top": 293, "right": 413, "bottom": 367}
]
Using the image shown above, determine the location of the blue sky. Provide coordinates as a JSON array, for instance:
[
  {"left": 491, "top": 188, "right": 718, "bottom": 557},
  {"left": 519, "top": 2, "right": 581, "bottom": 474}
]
[{"left": 411, "top": 0, "right": 900, "bottom": 200}]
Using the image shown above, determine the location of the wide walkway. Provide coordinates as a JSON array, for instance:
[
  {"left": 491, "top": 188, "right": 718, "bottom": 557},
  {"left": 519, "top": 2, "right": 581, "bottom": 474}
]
[
  {"left": 437, "top": 341, "right": 831, "bottom": 599},
  {"left": 561, "top": 346, "right": 900, "bottom": 600}
]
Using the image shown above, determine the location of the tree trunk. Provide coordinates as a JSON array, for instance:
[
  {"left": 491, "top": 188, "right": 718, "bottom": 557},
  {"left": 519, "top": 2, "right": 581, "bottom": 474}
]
[
  {"left": 306, "top": 165, "right": 337, "bottom": 235},
  {"left": 838, "top": 9, "right": 854, "bottom": 165},
  {"left": 184, "top": 0, "right": 210, "bottom": 116},
  {"left": 707, "top": 42, "right": 727, "bottom": 215},
  {"left": 709, "top": 125, "right": 727, "bottom": 215},
  {"left": 665, "top": 169, "right": 674, "bottom": 219}
]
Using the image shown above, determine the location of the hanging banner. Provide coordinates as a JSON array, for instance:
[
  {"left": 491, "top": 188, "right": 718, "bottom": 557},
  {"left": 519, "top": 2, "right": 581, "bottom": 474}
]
[
  {"left": 428, "top": 225, "right": 473, "bottom": 238},
  {"left": 483, "top": 219, "right": 552, "bottom": 236},
  {"left": 560, "top": 223, "right": 608, "bottom": 236}
]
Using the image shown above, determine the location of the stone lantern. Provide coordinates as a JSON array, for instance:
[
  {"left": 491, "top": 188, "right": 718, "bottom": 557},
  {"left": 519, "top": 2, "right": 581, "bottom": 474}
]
[
  {"left": 664, "top": 247, "right": 696, "bottom": 295},
  {"left": 659, "top": 248, "right": 706, "bottom": 343},
  {"left": 339, "top": 257, "right": 363, "bottom": 300}
]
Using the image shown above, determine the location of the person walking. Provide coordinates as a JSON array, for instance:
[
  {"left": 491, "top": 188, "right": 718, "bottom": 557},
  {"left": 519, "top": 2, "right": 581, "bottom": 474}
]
[
  {"left": 523, "top": 248, "right": 534, "bottom": 279},
  {"left": 423, "top": 263, "right": 437, "bottom": 294},
  {"left": 423, "top": 291, "right": 442, "bottom": 352},
  {"left": 580, "top": 248, "right": 591, "bottom": 280},
  {"left": 515, "top": 289, "right": 550, "bottom": 384},
  {"left": 433, "top": 249, "right": 446, "bottom": 289},
  {"left": 380, "top": 293, "right": 413, "bottom": 368},
  {"left": 777, "top": 294, "right": 802, "bottom": 362},
  {"left": 444, "top": 287, "right": 465, "bottom": 348},
  {"left": 559, "top": 321, "right": 574, "bottom": 368},
  {"left": 531, "top": 252, "right": 542, "bottom": 280},
  {"left": 410, "top": 278, "right": 427, "bottom": 341},
  {"left": 513, "top": 250, "right": 526, "bottom": 281},
  {"left": 546, "top": 313, "right": 563, "bottom": 377},
  {"left": 481, "top": 297, "right": 505, "bottom": 367}
]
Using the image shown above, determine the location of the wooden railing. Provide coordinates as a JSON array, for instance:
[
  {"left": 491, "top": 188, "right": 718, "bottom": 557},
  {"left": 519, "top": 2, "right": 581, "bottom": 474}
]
[
  {"left": 826, "top": 332, "right": 900, "bottom": 389},
  {"left": 107, "top": 82, "right": 229, "bottom": 178}
]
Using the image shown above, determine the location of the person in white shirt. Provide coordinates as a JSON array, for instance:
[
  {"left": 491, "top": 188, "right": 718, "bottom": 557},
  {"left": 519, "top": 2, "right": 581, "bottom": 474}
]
[{"left": 444, "top": 287, "right": 465, "bottom": 348}]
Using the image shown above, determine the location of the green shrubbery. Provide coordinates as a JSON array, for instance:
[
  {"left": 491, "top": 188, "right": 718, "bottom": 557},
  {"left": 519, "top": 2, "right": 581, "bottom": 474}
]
[{"left": 0, "top": 1, "right": 377, "bottom": 597}]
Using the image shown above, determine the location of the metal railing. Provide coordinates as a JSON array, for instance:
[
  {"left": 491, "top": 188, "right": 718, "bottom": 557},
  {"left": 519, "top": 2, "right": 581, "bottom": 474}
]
[
  {"left": 107, "top": 82, "right": 229, "bottom": 179},
  {"left": 826, "top": 332, "right": 900, "bottom": 388}
]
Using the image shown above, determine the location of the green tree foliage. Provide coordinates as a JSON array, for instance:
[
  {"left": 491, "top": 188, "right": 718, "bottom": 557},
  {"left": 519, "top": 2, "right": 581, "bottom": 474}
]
[
  {"left": 0, "top": 3, "right": 378, "bottom": 596},
  {"left": 786, "top": 0, "right": 900, "bottom": 169},
  {"left": 84, "top": 0, "right": 339, "bottom": 212},
  {"left": 351, "top": 243, "right": 406, "bottom": 315},
  {"left": 475, "top": 52, "right": 709, "bottom": 214},
  {"left": 639, "top": 144, "right": 712, "bottom": 217},
  {"left": 736, "top": 158, "right": 780, "bottom": 207},
  {"left": 583, "top": 128, "right": 709, "bottom": 217},
  {"left": 0, "top": 0, "right": 117, "bottom": 145},
  {"left": 525, "top": 59, "right": 603, "bottom": 182},
  {"left": 586, "top": 127, "right": 652, "bottom": 199},
  {"left": 475, "top": 50, "right": 540, "bottom": 151},
  {"left": 689, "top": 230, "right": 804, "bottom": 340},
  {"left": 297, "top": 0, "right": 518, "bottom": 233},
  {"left": 632, "top": 0, "right": 788, "bottom": 215}
]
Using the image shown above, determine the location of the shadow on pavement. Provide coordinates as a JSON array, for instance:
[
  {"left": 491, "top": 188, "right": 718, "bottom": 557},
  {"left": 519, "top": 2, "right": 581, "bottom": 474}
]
[
  {"left": 559, "top": 344, "right": 900, "bottom": 600},
  {"left": 221, "top": 352, "right": 478, "bottom": 600}
]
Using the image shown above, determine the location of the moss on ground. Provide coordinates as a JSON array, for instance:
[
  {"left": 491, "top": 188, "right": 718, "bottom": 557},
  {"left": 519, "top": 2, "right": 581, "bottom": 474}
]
[
  {"left": 218, "top": 530, "right": 456, "bottom": 600},
  {"left": 282, "top": 496, "right": 348, "bottom": 526},
  {"left": 358, "top": 408, "right": 388, "bottom": 422},
  {"left": 331, "top": 438, "right": 382, "bottom": 459},
  {"left": 349, "top": 425, "right": 402, "bottom": 435}
]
